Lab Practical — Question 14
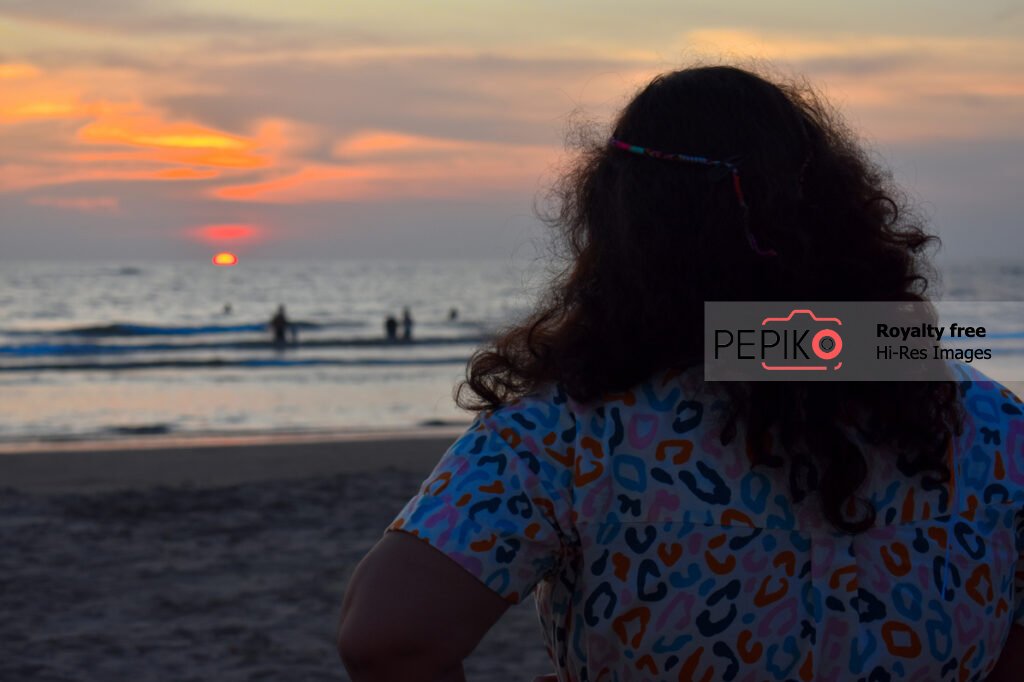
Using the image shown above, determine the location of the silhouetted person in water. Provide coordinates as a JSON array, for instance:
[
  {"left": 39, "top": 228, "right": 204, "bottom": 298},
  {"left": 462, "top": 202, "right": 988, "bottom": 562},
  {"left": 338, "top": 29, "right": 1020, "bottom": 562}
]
[
  {"left": 402, "top": 307, "right": 414, "bottom": 341},
  {"left": 223, "top": 302, "right": 233, "bottom": 316},
  {"left": 385, "top": 315, "right": 398, "bottom": 342},
  {"left": 448, "top": 307, "right": 458, "bottom": 321},
  {"left": 270, "top": 304, "right": 289, "bottom": 346}
]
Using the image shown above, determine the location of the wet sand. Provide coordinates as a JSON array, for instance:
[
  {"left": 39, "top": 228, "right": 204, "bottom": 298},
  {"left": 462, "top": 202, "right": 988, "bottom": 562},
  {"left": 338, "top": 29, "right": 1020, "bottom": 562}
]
[{"left": 0, "top": 434, "right": 553, "bottom": 681}]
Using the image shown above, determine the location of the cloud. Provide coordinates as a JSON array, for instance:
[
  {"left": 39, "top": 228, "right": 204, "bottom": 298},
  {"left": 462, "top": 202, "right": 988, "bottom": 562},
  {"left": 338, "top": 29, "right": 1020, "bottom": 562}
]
[
  {"left": 676, "top": 28, "right": 1024, "bottom": 142},
  {"left": 0, "top": 64, "right": 91, "bottom": 124},
  {"left": 0, "top": 62, "right": 321, "bottom": 192},
  {"left": 0, "top": 0, "right": 298, "bottom": 36},
  {"left": 0, "top": 48, "right": 625, "bottom": 204},
  {"left": 795, "top": 53, "right": 925, "bottom": 77},
  {"left": 0, "top": 62, "right": 41, "bottom": 79},
  {"left": 2, "top": 10, "right": 1022, "bottom": 261},
  {"left": 186, "top": 223, "right": 264, "bottom": 244},
  {"left": 0, "top": 162, "right": 211, "bottom": 193},
  {"left": 333, "top": 130, "right": 481, "bottom": 158},
  {"left": 992, "top": 3, "right": 1023, "bottom": 21},
  {"left": 76, "top": 110, "right": 267, "bottom": 168},
  {"left": 207, "top": 129, "right": 558, "bottom": 203},
  {"left": 207, "top": 164, "right": 392, "bottom": 203},
  {"left": 27, "top": 195, "right": 120, "bottom": 212},
  {"left": 153, "top": 51, "right": 646, "bottom": 142}
]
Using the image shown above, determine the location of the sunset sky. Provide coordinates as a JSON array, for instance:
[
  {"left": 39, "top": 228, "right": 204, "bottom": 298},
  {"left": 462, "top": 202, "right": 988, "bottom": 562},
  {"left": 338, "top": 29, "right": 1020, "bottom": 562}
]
[{"left": 1, "top": 1, "right": 1021, "bottom": 262}]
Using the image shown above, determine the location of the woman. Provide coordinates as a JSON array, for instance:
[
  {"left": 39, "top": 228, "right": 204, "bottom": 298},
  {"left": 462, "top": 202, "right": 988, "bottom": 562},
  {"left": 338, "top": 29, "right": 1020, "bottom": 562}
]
[{"left": 337, "top": 65, "right": 1024, "bottom": 681}]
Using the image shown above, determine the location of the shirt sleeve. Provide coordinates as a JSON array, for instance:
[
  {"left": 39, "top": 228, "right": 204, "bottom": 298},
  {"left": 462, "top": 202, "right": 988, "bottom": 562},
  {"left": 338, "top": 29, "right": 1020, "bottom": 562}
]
[
  {"left": 960, "top": 366, "right": 1024, "bottom": 627},
  {"left": 1003, "top": 388, "right": 1024, "bottom": 627},
  {"left": 388, "top": 391, "right": 576, "bottom": 604}
]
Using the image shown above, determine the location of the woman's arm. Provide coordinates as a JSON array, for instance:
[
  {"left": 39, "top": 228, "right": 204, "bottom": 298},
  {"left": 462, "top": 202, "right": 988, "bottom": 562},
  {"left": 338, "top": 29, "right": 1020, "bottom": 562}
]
[{"left": 337, "top": 530, "right": 511, "bottom": 682}]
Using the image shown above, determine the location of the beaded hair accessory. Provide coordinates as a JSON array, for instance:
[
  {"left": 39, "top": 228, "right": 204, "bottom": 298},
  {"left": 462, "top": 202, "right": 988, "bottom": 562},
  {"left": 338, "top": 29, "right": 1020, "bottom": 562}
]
[{"left": 608, "top": 137, "right": 777, "bottom": 257}]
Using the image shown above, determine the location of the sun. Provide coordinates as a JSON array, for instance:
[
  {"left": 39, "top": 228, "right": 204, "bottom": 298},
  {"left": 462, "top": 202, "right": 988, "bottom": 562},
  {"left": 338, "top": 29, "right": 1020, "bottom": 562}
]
[{"left": 212, "top": 252, "right": 238, "bottom": 266}]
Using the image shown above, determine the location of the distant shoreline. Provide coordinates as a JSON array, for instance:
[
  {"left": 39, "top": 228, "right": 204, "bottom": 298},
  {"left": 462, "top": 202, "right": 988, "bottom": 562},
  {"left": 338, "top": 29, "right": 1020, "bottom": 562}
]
[
  {"left": 0, "top": 428, "right": 468, "bottom": 494},
  {"left": 0, "top": 422, "right": 471, "bottom": 455}
]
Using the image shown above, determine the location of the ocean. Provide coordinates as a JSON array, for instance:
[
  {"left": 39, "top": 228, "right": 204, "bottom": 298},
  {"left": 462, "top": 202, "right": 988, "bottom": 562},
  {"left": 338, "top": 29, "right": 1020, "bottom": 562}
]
[
  {"left": 0, "top": 258, "right": 1020, "bottom": 445},
  {"left": 0, "top": 258, "right": 547, "bottom": 444}
]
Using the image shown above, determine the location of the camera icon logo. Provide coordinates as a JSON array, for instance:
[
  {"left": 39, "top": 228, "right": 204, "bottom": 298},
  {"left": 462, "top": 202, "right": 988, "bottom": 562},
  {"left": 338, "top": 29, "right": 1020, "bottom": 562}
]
[{"left": 760, "top": 309, "right": 843, "bottom": 371}]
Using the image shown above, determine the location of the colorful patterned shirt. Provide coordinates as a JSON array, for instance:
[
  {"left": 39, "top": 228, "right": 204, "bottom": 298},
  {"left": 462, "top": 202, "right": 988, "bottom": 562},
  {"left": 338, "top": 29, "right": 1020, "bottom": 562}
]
[{"left": 389, "top": 362, "right": 1024, "bottom": 681}]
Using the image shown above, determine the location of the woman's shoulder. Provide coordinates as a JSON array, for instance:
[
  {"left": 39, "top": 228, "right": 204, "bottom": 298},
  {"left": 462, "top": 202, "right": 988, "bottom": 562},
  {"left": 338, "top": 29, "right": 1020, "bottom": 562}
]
[
  {"left": 947, "top": 362, "right": 1023, "bottom": 491},
  {"left": 950, "top": 361, "right": 1022, "bottom": 421},
  {"left": 498, "top": 367, "right": 722, "bottom": 421},
  {"left": 476, "top": 382, "right": 578, "bottom": 453}
]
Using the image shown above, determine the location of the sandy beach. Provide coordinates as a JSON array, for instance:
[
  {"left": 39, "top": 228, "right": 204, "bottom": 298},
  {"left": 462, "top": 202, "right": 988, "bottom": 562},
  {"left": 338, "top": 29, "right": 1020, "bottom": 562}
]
[{"left": 0, "top": 432, "right": 554, "bottom": 681}]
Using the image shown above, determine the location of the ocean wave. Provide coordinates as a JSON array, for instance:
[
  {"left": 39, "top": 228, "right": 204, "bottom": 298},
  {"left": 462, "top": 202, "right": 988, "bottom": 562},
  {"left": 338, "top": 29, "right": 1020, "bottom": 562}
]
[
  {"left": 0, "top": 334, "right": 484, "bottom": 357},
  {"left": 0, "top": 319, "right": 369, "bottom": 337},
  {"left": 103, "top": 423, "right": 175, "bottom": 436}
]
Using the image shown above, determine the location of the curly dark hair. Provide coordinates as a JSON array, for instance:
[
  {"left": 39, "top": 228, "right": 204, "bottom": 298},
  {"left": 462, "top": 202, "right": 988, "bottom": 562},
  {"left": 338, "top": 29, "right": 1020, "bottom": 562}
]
[{"left": 456, "top": 64, "right": 964, "bottom": 533}]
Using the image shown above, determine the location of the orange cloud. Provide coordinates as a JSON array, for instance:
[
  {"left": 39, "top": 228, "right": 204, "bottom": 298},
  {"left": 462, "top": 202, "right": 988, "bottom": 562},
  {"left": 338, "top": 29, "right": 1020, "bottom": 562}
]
[
  {"left": 1, "top": 115, "right": 303, "bottom": 191},
  {"left": 250, "top": 117, "right": 324, "bottom": 156},
  {"left": 0, "top": 63, "right": 41, "bottom": 79},
  {"left": 4, "top": 26, "right": 1021, "bottom": 214},
  {"left": 209, "top": 130, "right": 558, "bottom": 203},
  {"left": 0, "top": 61, "right": 93, "bottom": 124},
  {"left": 77, "top": 114, "right": 266, "bottom": 168},
  {"left": 0, "top": 61, "right": 267, "bottom": 191},
  {"left": 152, "top": 167, "right": 221, "bottom": 180},
  {"left": 209, "top": 164, "right": 390, "bottom": 202},
  {"left": 0, "top": 162, "right": 224, "bottom": 193},
  {"left": 0, "top": 93, "right": 89, "bottom": 123},
  {"left": 334, "top": 130, "right": 475, "bottom": 157},
  {"left": 188, "top": 223, "right": 264, "bottom": 244}
]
